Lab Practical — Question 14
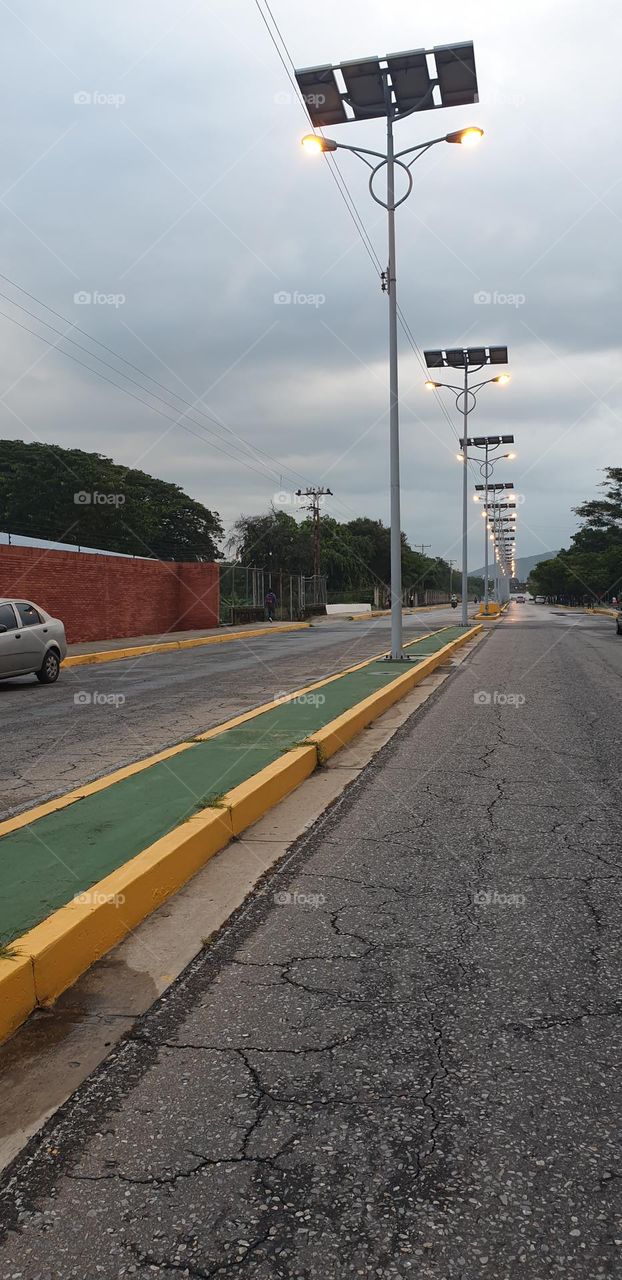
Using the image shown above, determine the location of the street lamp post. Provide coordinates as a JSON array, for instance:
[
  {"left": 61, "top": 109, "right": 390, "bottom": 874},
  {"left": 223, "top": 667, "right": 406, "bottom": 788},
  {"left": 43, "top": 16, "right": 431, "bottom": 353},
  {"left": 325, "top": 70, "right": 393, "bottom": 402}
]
[
  {"left": 424, "top": 347, "right": 510, "bottom": 625},
  {"left": 475, "top": 483, "right": 515, "bottom": 604},
  {"left": 297, "top": 45, "right": 481, "bottom": 660},
  {"left": 480, "top": 497, "right": 517, "bottom": 602},
  {"left": 468, "top": 435, "right": 515, "bottom": 609}
]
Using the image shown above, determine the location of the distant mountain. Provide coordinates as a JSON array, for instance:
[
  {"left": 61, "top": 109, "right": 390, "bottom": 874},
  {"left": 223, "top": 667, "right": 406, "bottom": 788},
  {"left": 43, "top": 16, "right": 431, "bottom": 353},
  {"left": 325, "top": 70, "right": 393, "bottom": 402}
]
[{"left": 470, "top": 551, "right": 560, "bottom": 580}]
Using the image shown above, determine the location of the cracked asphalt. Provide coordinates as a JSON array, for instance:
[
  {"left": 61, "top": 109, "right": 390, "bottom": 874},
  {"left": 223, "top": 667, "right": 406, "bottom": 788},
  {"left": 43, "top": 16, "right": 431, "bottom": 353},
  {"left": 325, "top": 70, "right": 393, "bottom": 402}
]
[{"left": 1, "top": 603, "right": 621, "bottom": 1278}]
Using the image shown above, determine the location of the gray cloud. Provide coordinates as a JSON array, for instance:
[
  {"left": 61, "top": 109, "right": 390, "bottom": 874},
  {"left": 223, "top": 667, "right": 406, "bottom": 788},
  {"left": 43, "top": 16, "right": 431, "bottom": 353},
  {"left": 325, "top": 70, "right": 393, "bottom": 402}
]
[{"left": 0, "top": 0, "right": 620, "bottom": 566}]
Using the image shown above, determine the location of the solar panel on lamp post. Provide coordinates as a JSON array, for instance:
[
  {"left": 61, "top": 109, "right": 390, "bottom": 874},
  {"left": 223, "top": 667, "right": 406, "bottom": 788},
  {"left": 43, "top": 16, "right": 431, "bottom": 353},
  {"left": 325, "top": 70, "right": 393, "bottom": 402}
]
[
  {"left": 424, "top": 347, "right": 510, "bottom": 624},
  {"left": 476, "top": 488, "right": 516, "bottom": 603},
  {"left": 296, "top": 44, "right": 481, "bottom": 660},
  {"left": 467, "top": 434, "right": 515, "bottom": 611}
]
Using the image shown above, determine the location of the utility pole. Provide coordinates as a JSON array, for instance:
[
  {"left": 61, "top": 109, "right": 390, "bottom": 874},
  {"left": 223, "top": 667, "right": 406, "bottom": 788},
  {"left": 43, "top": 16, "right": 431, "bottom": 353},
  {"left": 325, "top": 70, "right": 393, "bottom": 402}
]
[
  {"left": 448, "top": 558, "right": 456, "bottom": 595},
  {"left": 295, "top": 488, "right": 333, "bottom": 579},
  {"left": 413, "top": 543, "right": 431, "bottom": 555}
]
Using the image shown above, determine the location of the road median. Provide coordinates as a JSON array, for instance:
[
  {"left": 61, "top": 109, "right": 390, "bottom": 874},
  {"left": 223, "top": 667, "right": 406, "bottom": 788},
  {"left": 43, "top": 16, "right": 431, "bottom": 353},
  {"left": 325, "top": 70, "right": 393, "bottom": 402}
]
[{"left": 0, "top": 623, "right": 481, "bottom": 1042}]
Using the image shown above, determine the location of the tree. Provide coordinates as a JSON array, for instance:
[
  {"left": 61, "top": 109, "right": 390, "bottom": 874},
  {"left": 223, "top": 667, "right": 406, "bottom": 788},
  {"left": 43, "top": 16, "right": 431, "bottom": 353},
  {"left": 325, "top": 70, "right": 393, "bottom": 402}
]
[
  {"left": 528, "top": 468, "right": 622, "bottom": 602},
  {"left": 0, "top": 439, "right": 223, "bottom": 560},
  {"left": 228, "top": 509, "right": 309, "bottom": 572},
  {"left": 227, "top": 504, "right": 481, "bottom": 601},
  {"left": 573, "top": 467, "right": 622, "bottom": 536}
]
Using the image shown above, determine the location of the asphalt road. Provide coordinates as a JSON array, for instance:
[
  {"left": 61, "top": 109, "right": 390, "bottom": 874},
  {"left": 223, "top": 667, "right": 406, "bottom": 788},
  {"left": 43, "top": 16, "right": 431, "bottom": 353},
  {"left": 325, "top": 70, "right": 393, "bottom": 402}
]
[
  {"left": 0, "top": 607, "right": 462, "bottom": 818},
  {"left": 1, "top": 602, "right": 621, "bottom": 1278}
]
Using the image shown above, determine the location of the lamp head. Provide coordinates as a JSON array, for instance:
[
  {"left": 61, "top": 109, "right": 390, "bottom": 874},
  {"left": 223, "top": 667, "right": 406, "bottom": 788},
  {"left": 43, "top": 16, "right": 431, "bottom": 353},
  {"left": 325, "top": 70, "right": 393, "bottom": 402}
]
[
  {"left": 445, "top": 127, "right": 484, "bottom": 146},
  {"left": 301, "top": 134, "right": 337, "bottom": 154},
  {"left": 493, "top": 373, "right": 511, "bottom": 384},
  {"left": 425, "top": 379, "right": 440, "bottom": 390}
]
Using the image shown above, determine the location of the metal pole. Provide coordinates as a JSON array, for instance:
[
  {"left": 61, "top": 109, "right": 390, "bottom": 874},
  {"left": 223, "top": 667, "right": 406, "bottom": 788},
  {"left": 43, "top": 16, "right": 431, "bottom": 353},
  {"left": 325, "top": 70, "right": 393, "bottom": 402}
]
[
  {"left": 461, "top": 365, "right": 469, "bottom": 627},
  {"left": 493, "top": 516, "right": 499, "bottom": 600},
  {"left": 484, "top": 445, "right": 489, "bottom": 612},
  {"left": 386, "top": 110, "right": 403, "bottom": 660}
]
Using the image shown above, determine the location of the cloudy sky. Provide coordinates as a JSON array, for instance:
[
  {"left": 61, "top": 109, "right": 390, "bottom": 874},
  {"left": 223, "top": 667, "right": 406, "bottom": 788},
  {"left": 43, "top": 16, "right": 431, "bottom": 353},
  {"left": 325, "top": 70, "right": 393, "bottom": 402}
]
[{"left": 1, "top": 0, "right": 621, "bottom": 569}]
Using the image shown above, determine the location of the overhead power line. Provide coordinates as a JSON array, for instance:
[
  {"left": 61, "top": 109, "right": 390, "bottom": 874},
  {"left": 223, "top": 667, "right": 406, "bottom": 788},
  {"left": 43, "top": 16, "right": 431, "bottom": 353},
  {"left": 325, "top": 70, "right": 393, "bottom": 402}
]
[
  {"left": 0, "top": 272, "right": 309, "bottom": 491},
  {"left": 0, "top": 305, "right": 291, "bottom": 486},
  {"left": 250, "top": 0, "right": 483, "bottom": 489}
]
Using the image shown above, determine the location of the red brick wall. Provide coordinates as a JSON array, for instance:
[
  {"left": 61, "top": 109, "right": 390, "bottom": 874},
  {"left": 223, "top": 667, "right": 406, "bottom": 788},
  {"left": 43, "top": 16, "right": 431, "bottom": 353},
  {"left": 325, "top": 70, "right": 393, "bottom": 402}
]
[{"left": 0, "top": 545, "right": 220, "bottom": 643}]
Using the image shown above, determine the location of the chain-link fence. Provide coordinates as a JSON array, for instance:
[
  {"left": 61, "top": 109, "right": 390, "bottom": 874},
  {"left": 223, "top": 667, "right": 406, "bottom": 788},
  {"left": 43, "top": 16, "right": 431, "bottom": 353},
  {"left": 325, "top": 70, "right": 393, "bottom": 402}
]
[
  {"left": 219, "top": 564, "right": 327, "bottom": 624},
  {"left": 219, "top": 563, "right": 460, "bottom": 624}
]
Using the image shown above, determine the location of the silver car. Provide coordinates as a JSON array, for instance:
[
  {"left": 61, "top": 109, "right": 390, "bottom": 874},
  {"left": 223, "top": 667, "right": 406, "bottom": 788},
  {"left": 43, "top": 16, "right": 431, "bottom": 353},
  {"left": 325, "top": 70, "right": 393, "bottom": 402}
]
[{"left": 0, "top": 598, "right": 67, "bottom": 683}]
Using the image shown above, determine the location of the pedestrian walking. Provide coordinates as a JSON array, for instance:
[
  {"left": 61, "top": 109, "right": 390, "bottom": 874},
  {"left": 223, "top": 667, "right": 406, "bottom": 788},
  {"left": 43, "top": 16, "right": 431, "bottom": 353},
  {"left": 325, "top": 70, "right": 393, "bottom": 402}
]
[{"left": 265, "top": 589, "right": 277, "bottom": 622}]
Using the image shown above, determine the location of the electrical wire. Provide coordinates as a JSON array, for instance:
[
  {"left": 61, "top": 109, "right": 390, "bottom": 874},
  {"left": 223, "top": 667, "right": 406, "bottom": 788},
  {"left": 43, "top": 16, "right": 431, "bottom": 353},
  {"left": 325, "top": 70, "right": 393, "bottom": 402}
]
[
  {"left": 0, "top": 272, "right": 309, "bottom": 491},
  {"left": 251, "top": 0, "right": 483, "bottom": 490},
  {"left": 0, "top": 305, "right": 294, "bottom": 486}
]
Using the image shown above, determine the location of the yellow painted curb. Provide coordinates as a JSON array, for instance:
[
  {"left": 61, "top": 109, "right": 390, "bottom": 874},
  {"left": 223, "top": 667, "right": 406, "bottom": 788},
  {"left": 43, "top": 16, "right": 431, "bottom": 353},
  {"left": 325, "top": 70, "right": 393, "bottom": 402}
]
[
  {"left": 0, "top": 953, "right": 36, "bottom": 1041},
  {"left": 308, "top": 627, "right": 481, "bottom": 759},
  {"left": 225, "top": 747, "right": 317, "bottom": 837},
  {"left": 8, "top": 808, "right": 234, "bottom": 1012},
  {"left": 0, "top": 741, "right": 195, "bottom": 840},
  {"left": 63, "top": 621, "right": 310, "bottom": 669},
  {"left": 347, "top": 603, "right": 459, "bottom": 621},
  {"left": 0, "top": 628, "right": 451, "bottom": 840},
  {"left": 0, "top": 625, "right": 481, "bottom": 1040}
]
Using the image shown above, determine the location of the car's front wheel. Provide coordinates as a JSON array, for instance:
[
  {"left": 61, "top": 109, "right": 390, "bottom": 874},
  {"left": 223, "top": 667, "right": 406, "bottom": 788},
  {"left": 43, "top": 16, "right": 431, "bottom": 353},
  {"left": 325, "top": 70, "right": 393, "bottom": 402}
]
[{"left": 36, "top": 649, "right": 61, "bottom": 683}]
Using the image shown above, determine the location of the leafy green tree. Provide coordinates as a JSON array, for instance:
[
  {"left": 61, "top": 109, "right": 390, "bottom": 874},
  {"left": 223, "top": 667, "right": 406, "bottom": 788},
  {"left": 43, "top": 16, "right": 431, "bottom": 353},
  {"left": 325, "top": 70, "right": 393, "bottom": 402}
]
[
  {"left": 529, "top": 468, "right": 622, "bottom": 601},
  {"left": 0, "top": 439, "right": 223, "bottom": 560},
  {"left": 228, "top": 505, "right": 482, "bottom": 600},
  {"left": 228, "top": 508, "right": 309, "bottom": 571}
]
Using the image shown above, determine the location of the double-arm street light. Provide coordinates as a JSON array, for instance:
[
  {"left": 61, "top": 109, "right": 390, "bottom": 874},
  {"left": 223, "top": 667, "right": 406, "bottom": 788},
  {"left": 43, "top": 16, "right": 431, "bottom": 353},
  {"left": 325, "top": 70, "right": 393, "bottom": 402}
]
[
  {"left": 296, "top": 43, "right": 482, "bottom": 660},
  {"left": 479, "top": 496, "right": 517, "bottom": 601},
  {"left": 468, "top": 435, "right": 515, "bottom": 611},
  {"left": 475, "top": 483, "right": 515, "bottom": 602},
  {"left": 424, "top": 346, "right": 510, "bottom": 626}
]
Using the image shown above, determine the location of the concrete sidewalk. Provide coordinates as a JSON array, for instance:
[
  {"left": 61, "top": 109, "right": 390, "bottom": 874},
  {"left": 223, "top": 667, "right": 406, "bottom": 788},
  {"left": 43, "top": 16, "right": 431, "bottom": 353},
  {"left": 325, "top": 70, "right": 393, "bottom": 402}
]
[
  {"left": 0, "top": 610, "right": 619, "bottom": 1277},
  {"left": 67, "top": 619, "right": 307, "bottom": 656}
]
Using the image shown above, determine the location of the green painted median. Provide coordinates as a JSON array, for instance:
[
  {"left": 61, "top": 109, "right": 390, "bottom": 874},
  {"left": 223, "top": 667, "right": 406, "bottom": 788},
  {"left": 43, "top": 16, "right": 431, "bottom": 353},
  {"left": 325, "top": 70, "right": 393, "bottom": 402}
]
[{"left": 0, "top": 628, "right": 464, "bottom": 942}]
